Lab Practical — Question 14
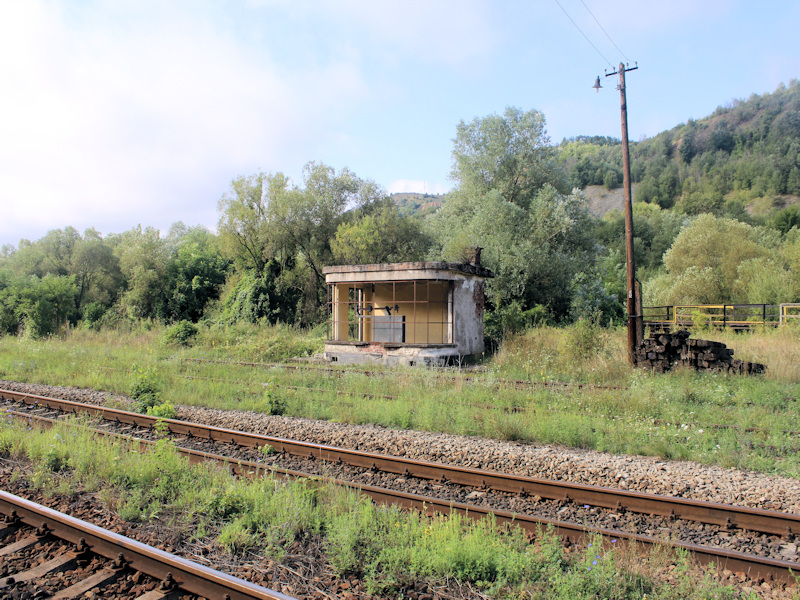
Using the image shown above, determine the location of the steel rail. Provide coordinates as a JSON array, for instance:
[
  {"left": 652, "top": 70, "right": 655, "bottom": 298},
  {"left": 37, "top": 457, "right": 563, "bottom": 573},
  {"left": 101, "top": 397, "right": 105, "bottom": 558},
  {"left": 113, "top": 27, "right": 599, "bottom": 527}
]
[
  {"left": 4, "top": 388, "right": 799, "bottom": 540},
  {"left": 9, "top": 408, "right": 799, "bottom": 585},
  {"left": 181, "top": 357, "right": 630, "bottom": 391},
  {"left": 0, "top": 490, "right": 294, "bottom": 600}
]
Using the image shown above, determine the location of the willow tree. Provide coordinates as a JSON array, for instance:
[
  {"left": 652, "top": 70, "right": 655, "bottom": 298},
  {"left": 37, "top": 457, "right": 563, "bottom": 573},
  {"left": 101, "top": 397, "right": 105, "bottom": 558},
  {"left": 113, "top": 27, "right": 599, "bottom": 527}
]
[
  {"left": 216, "top": 162, "right": 387, "bottom": 325},
  {"left": 428, "top": 107, "right": 595, "bottom": 328}
]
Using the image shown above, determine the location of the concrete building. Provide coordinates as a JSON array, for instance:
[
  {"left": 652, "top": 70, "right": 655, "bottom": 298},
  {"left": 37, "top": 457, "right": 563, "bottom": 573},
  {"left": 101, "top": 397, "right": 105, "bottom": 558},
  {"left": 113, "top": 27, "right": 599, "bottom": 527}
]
[{"left": 323, "top": 259, "right": 493, "bottom": 366}]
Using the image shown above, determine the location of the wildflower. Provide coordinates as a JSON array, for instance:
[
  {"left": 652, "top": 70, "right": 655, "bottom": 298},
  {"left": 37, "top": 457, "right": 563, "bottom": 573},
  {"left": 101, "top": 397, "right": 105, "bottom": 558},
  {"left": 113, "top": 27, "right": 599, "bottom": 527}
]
[
  {"left": 611, "top": 539, "right": 617, "bottom": 543},
  {"left": 592, "top": 560, "right": 597, "bottom": 565},
  {"left": 584, "top": 504, "right": 590, "bottom": 509}
]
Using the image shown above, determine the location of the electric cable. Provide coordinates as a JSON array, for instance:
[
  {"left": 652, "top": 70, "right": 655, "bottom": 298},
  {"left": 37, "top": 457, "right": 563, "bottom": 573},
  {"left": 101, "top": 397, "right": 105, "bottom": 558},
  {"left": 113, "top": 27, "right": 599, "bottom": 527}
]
[
  {"left": 579, "top": 0, "right": 632, "bottom": 64},
  {"left": 553, "top": 0, "right": 614, "bottom": 69}
]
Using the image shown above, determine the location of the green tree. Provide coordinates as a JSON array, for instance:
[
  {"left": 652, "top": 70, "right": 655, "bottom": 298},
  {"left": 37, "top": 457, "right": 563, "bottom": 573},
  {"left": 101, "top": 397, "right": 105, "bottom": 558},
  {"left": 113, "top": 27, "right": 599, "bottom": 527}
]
[
  {"left": 430, "top": 107, "right": 593, "bottom": 322},
  {"left": 648, "top": 214, "right": 772, "bottom": 304},
  {"left": 679, "top": 127, "right": 697, "bottom": 164},
  {"left": 331, "top": 200, "right": 431, "bottom": 265},
  {"left": 70, "top": 229, "right": 123, "bottom": 311},
  {"left": 216, "top": 162, "right": 386, "bottom": 325},
  {"left": 217, "top": 172, "right": 289, "bottom": 273},
  {"left": 3, "top": 227, "right": 122, "bottom": 316},
  {"left": 451, "top": 106, "right": 568, "bottom": 209},
  {"left": 24, "top": 275, "right": 79, "bottom": 337},
  {"left": 113, "top": 225, "right": 171, "bottom": 319},
  {"left": 710, "top": 121, "right": 734, "bottom": 153},
  {"left": 268, "top": 162, "right": 385, "bottom": 283},
  {"left": 734, "top": 257, "right": 794, "bottom": 304},
  {"left": 0, "top": 272, "right": 79, "bottom": 337},
  {"left": 773, "top": 205, "right": 800, "bottom": 235},
  {"left": 164, "top": 225, "right": 230, "bottom": 322}
]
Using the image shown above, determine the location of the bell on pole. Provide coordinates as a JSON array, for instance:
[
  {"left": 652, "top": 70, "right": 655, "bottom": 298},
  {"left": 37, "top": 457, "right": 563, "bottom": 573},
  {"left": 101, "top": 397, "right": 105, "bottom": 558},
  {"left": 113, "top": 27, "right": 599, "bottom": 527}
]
[{"left": 592, "top": 76, "right": 602, "bottom": 92}]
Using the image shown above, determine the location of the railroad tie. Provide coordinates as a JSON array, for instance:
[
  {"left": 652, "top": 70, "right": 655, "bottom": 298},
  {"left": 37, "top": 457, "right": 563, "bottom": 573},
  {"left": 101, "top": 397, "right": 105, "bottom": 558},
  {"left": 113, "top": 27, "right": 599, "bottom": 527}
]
[
  {"left": 0, "top": 551, "right": 78, "bottom": 589},
  {"left": 50, "top": 567, "right": 124, "bottom": 600}
]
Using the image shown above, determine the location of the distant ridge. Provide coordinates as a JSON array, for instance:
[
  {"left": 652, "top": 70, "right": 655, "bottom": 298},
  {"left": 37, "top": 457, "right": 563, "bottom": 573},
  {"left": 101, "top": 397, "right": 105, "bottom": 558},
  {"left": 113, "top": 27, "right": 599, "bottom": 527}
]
[{"left": 391, "top": 192, "right": 445, "bottom": 217}]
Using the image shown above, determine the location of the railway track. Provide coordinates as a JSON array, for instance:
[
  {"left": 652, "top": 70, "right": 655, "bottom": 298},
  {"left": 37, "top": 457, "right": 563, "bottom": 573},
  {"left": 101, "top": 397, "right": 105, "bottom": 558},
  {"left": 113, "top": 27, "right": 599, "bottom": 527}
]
[
  {"left": 2, "top": 388, "right": 800, "bottom": 586},
  {"left": 181, "top": 357, "right": 630, "bottom": 392},
  {"left": 177, "top": 364, "right": 800, "bottom": 440},
  {"left": 0, "top": 489, "right": 294, "bottom": 600}
]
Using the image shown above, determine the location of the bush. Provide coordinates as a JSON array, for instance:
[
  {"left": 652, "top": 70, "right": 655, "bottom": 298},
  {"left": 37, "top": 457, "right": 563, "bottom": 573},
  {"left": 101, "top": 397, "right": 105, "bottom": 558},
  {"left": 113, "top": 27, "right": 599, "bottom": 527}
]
[
  {"left": 485, "top": 301, "right": 550, "bottom": 341},
  {"left": 82, "top": 302, "right": 107, "bottom": 329},
  {"left": 263, "top": 379, "right": 287, "bottom": 416},
  {"left": 146, "top": 402, "right": 177, "bottom": 420},
  {"left": 129, "top": 365, "right": 161, "bottom": 413},
  {"left": 162, "top": 320, "right": 198, "bottom": 346}
]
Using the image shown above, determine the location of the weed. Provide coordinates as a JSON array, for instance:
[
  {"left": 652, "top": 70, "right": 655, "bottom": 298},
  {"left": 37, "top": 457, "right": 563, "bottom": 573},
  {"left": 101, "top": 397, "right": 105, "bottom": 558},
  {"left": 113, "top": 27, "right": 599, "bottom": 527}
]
[
  {"left": 263, "top": 377, "right": 287, "bottom": 416},
  {"left": 217, "top": 519, "right": 258, "bottom": 554},
  {"left": 129, "top": 364, "right": 161, "bottom": 413},
  {"left": 147, "top": 403, "right": 178, "bottom": 420},
  {"left": 162, "top": 321, "right": 199, "bottom": 347},
  {"left": 0, "top": 322, "right": 797, "bottom": 476},
  {"left": 0, "top": 417, "right": 744, "bottom": 599},
  {"left": 260, "top": 444, "right": 276, "bottom": 457}
]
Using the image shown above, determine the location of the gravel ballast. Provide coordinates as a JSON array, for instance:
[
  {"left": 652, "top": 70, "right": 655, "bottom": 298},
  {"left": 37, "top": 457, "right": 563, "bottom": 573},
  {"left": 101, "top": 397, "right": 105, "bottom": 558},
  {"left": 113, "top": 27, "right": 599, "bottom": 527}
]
[{"left": 2, "top": 378, "right": 799, "bottom": 514}]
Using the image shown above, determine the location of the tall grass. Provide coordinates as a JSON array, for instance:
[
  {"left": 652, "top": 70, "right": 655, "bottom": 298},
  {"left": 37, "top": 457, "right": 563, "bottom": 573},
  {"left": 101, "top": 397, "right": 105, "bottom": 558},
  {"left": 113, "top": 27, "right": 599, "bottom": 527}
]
[
  {"left": 0, "top": 416, "right": 743, "bottom": 599},
  {"left": 0, "top": 320, "right": 798, "bottom": 475}
]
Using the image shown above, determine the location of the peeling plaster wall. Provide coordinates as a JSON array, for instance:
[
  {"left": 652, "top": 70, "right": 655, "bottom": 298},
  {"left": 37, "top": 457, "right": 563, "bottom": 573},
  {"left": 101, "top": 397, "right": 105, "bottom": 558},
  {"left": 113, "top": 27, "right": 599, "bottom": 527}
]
[
  {"left": 453, "top": 277, "right": 485, "bottom": 356},
  {"left": 323, "top": 262, "right": 490, "bottom": 365}
]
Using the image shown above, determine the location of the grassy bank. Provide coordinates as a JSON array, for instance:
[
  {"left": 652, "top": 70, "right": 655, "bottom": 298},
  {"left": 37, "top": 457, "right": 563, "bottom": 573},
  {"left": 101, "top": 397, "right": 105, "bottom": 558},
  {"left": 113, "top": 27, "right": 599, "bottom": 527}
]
[
  {"left": 0, "top": 415, "right": 749, "bottom": 599},
  {"left": 0, "top": 321, "right": 798, "bottom": 476}
]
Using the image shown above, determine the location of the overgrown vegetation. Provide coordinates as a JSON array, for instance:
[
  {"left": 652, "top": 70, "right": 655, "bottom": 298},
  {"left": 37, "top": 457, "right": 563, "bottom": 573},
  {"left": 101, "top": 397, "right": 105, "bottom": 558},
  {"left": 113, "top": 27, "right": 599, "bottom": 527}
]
[
  {"left": 3, "top": 81, "right": 799, "bottom": 340},
  {"left": 0, "top": 321, "right": 797, "bottom": 477},
  {"left": 0, "top": 415, "right": 747, "bottom": 598}
]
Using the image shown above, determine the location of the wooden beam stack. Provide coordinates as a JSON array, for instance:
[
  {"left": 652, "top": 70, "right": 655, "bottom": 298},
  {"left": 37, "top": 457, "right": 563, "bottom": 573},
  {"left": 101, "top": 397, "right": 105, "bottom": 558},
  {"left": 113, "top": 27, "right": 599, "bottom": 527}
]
[{"left": 635, "top": 330, "right": 765, "bottom": 375}]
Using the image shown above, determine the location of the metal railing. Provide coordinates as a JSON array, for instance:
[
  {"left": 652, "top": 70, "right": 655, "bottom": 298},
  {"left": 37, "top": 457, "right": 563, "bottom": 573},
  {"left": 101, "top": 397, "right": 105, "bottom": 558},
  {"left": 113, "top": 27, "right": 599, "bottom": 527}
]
[
  {"left": 780, "top": 303, "right": 800, "bottom": 326},
  {"left": 643, "top": 304, "right": 783, "bottom": 331}
]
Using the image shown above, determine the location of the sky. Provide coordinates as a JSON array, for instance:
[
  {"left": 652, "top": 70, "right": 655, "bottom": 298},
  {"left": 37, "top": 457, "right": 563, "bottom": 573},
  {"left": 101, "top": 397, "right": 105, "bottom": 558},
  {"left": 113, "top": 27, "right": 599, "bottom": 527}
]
[{"left": 1, "top": 0, "right": 799, "bottom": 247}]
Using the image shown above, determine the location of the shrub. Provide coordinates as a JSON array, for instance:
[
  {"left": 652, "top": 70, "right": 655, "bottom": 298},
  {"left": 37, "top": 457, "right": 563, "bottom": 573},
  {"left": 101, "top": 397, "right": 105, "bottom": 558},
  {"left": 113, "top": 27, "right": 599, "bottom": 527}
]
[
  {"left": 263, "top": 379, "right": 287, "bottom": 416},
  {"left": 146, "top": 402, "right": 177, "bottom": 420},
  {"left": 162, "top": 320, "right": 198, "bottom": 346},
  {"left": 82, "top": 302, "right": 107, "bottom": 329},
  {"left": 129, "top": 365, "right": 161, "bottom": 413}
]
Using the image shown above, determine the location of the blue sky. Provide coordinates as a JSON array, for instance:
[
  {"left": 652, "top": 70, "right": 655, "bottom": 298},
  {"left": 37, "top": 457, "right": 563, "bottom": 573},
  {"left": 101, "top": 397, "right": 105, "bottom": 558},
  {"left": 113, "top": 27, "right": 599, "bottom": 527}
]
[{"left": 1, "top": 0, "right": 799, "bottom": 246}]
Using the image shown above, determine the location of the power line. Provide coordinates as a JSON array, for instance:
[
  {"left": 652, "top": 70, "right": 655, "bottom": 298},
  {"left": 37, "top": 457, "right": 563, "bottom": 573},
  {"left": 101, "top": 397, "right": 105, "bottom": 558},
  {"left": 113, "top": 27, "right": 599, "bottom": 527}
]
[
  {"left": 553, "top": 0, "right": 614, "bottom": 69},
  {"left": 579, "top": 0, "right": 631, "bottom": 64}
]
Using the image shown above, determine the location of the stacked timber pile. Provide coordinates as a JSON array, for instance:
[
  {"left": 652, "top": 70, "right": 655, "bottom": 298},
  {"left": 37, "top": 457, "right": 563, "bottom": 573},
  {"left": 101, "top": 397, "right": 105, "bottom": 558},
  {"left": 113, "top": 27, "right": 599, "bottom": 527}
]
[{"left": 636, "top": 330, "right": 765, "bottom": 375}]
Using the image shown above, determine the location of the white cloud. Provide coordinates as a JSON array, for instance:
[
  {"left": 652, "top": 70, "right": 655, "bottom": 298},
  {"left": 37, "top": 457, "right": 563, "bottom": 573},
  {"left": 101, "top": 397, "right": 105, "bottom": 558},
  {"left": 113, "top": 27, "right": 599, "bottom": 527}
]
[{"left": 0, "top": 1, "right": 372, "bottom": 243}]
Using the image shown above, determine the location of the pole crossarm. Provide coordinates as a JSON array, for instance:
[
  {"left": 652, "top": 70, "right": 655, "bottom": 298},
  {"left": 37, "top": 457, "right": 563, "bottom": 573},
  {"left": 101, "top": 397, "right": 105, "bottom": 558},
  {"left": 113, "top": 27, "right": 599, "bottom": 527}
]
[{"left": 604, "top": 62, "right": 638, "bottom": 78}]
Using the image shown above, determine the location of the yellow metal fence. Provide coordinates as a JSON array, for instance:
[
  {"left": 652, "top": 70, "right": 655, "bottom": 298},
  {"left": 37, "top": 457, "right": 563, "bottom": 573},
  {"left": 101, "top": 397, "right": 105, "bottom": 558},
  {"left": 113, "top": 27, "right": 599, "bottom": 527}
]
[
  {"left": 643, "top": 304, "right": 790, "bottom": 331},
  {"left": 780, "top": 303, "right": 800, "bottom": 325}
]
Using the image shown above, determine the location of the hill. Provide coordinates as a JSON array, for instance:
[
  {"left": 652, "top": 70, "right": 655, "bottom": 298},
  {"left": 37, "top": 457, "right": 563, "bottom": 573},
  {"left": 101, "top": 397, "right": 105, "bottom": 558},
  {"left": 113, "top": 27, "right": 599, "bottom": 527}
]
[
  {"left": 558, "top": 81, "right": 800, "bottom": 220},
  {"left": 391, "top": 192, "right": 445, "bottom": 218}
]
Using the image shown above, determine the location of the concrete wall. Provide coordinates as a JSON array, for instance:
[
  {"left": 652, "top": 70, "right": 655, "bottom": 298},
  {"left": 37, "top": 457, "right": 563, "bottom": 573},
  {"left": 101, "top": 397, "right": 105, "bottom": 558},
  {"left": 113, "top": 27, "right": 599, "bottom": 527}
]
[
  {"left": 452, "top": 277, "right": 485, "bottom": 355},
  {"left": 324, "top": 262, "right": 490, "bottom": 363}
]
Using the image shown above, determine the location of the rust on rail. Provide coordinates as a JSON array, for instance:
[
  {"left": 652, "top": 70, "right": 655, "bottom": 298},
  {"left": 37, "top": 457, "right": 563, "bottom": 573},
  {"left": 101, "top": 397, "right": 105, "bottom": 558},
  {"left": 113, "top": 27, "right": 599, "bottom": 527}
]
[{"left": 10, "top": 406, "right": 799, "bottom": 586}]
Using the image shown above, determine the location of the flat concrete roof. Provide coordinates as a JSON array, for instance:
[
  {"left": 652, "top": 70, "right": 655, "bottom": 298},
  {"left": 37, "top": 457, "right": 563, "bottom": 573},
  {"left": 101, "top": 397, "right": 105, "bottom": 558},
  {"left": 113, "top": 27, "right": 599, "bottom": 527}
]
[{"left": 323, "top": 261, "right": 493, "bottom": 283}]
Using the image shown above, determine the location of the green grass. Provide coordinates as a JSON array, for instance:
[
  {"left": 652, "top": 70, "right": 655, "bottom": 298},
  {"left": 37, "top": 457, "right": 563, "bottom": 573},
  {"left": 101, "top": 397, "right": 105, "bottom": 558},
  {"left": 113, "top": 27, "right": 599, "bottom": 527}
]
[
  {"left": 0, "top": 321, "right": 798, "bottom": 476},
  {"left": 0, "top": 415, "right": 750, "bottom": 599}
]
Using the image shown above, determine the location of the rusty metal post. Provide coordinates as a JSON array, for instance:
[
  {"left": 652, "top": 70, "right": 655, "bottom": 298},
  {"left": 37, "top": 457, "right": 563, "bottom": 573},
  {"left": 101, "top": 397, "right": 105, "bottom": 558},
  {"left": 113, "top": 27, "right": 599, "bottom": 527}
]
[{"left": 616, "top": 62, "right": 639, "bottom": 363}]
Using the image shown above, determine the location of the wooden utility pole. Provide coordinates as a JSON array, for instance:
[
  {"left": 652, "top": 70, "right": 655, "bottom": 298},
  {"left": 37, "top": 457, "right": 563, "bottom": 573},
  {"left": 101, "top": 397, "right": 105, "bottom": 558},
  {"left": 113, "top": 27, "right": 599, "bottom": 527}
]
[{"left": 605, "top": 62, "right": 639, "bottom": 364}]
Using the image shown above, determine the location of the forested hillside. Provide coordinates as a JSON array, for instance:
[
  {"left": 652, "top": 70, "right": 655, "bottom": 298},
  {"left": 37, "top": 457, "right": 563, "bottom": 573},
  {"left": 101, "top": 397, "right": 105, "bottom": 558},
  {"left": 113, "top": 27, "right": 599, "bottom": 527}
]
[
  {"left": 2, "top": 82, "right": 800, "bottom": 341},
  {"left": 559, "top": 80, "right": 800, "bottom": 215},
  {"left": 562, "top": 81, "right": 800, "bottom": 315}
]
